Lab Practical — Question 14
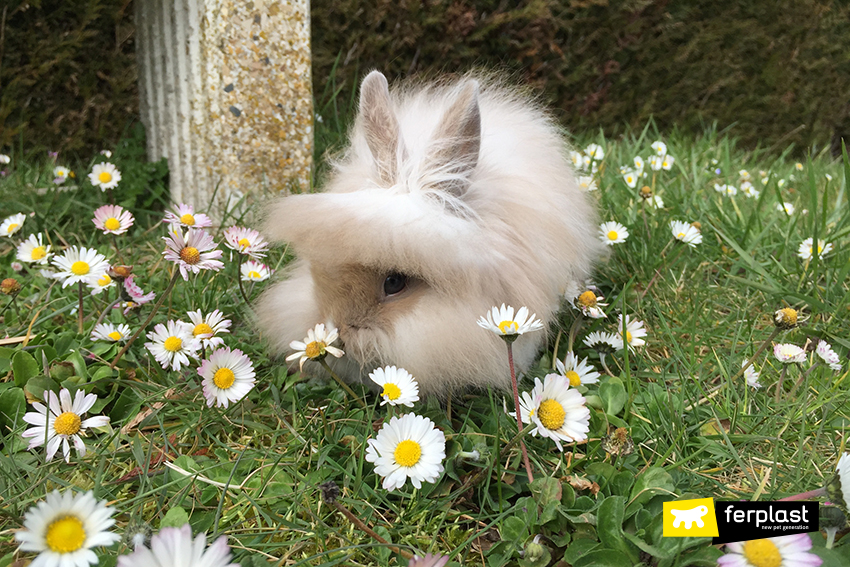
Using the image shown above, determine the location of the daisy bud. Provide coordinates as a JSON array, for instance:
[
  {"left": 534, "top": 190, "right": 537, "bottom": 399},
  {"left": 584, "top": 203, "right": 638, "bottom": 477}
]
[
  {"left": 774, "top": 308, "right": 798, "bottom": 330},
  {"left": 523, "top": 535, "right": 547, "bottom": 562},
  {"left": 319, "top": 480, "right": 341, "bottom": 504},
  {"left": 639, "top": 186, "right": 653, "bottom": 199},
  {"left": 1, "top": 277, "right": 21, "bottom": 295},
  {"left": 691, "top": 221, "right": 701, "bottom": 231},
  {"left": 109, "top": 264, "right": 133, "bottom": 279}
]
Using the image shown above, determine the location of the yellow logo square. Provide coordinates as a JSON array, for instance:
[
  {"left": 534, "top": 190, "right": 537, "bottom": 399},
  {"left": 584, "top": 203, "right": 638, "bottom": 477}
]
[{"left": 663, "top": 498, "right": 719, "bottom": 537}]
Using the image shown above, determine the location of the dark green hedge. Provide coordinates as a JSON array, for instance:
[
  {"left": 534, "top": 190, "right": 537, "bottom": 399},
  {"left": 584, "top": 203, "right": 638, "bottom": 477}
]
[{"left": 3, "top": 0, "right": 849, "bottom": 157}]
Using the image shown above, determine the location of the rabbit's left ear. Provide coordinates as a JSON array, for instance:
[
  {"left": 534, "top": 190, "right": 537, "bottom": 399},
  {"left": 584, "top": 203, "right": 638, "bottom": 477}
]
[{"left": 426, "top": 79, "right": 481, "bottom": 198}]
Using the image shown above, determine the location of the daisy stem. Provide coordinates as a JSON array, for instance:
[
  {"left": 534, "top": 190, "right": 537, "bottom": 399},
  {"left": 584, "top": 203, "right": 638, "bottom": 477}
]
[
  {"left": 776, "top": 487, "right": 826, "bottom": 501},
  {"left": 236, "top": 254, "right": 251, "bottom": 305},
  {"left": 111, "top": 233, "right": 124, "bottom": 263},
  {"left": 77, "top": 281, "right": 84, "bottom": 334},
  {"left": 318, "top": 358, "right": 366, "bottom": 409},
  {"left": 94, "top": 297, "right": 123, "bottom": 330},
  {"left": 733, "top": 327, "right": 780, "bottom": 383},
  {"left": 567, "top": 313, "right": 584, "bottom": 354},
  {"left": 110, "top": 270, "right": 180, "bottom": 369},
  {"left": 507, "top": 342, "right": 535, "bottom": 483},
  {"left": 774, "top": 364, "right": 789, "bottom": 402},
  {"left": 599, "top": 354, "right": 616, "bottom": 377},
  {"left": 459, "top": 422, "right": 536, "bottom": 493},
  {"left": 789, "top": 361, "right": 819, "bottom": 398},
  {"left": 329, "top": 498, "right": 414, "bottom": 560}
]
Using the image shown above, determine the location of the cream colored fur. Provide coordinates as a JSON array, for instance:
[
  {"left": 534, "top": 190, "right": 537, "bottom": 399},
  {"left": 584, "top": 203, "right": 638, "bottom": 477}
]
[{"left": 257, "top": 71, "right": 602, "bottom": 397}]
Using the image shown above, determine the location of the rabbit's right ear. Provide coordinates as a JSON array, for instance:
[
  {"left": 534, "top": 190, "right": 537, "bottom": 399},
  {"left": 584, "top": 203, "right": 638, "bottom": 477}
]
[{"left": 359, "top": 71, "right": 401, "bottom": 186}]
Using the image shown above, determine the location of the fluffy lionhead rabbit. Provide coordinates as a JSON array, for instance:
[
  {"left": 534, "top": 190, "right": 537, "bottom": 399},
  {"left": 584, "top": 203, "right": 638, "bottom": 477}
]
[{"left": 257, "top": 70, "right": 602, "bottom": 397}]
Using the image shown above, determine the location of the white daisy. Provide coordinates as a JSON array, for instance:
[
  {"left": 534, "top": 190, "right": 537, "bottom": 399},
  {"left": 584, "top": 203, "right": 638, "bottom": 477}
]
[
  {"left": 477, "top": 304, "right": 544, "bottom": 337},
  {"left": 613, "top": 314, "right": 647, "bottom": 351},
  {"left": 650, "top": 141, "right": 667, "bottom": 156},
  {"left": 365, "top": 413, "right": 446, "bottom": 491},
  {"left": 51, "top": 246, "right": 109, "bottom": 288},
  {"left": 53, "top": 165, "right": 70, "bottom": 182},
  {"left": 1, "top": 212, "right": 26, "bottom": 237},
  {"left": 100, "top": 150, "right": 112, "bottom": 158},
  {"left": 718, "top": 534, "right": 823, "bottom": 567},
  {"left": 162, "top": 229, "right": 224, "bottom": 280},
  {"left": 633, "top": 156, "right": 645, "bottom": 173},
  {"left": 187, "top": 309, "right": 231, "bottom": 349},
  {"left": 240, "top": 260, "right": 272, "bottom": 282},
  {"left": 15, "top": 490, "right": 120, "bottom": 567},
  {"left": 582, "top": 154, "right": 599, "bottom": 173},
  {"left": 286, "top": 323, "right": 345, "bottom": 371},
  {"left": 222, "top": 226, "right": 269, "bottom": 259},
  {"left": 369, "top": 366, "right": 420, "bottom": 407},
  {"left": 584, "top": 143, "right": 605, "bottom": 161},
  {"left": 816, "top": 341, "right": 842, "bottom": 371},
  {"left": 777, "top": 179, "right": 787, "bottom": 188},
  {"left": 16, "top": 233, "right": 53, "bottom": 265},
  {"left": 568, "top": 289, "right": 607, "bottom": 319},
  {"left": 88, "top": 162, "right": 122, "bottom": 190},
  {"left": 740, "top": 181, "right": 760, "bottom": 198},
  {"left": 87, "top": 272, "right": 116, "bottom": 296},
  {"left": 92, "top": 204, "right": 134, "bottom": 235},
  {"left": 91, "top": 322, "right": 131, "bottom": 342},
  {"left": 599, "top": 221, "right": 628, "bottom": 246},
  {"left": 556, "top": 352, "right": 600, "bottom": 387},
  {"left": 570, "top": 151, "right": 584, "bottom": 169},
  {"left": 795, "top": 162, "right": 804, "bottom": 171},
  {"left": 21, "top": 388, "right": 110, "bottom": 462},
  {"left": 797, "top": 238, "right": 833, "bottom": 261},
  {"left": 836, "top": 453, "right": 850, "bottom": 511},
  {"left": 648, "top": 195, "right": 664, "bottom": 209},
  {"left": 649, "top": 155, "right": 663, "bottom": 171},
  {"left": 198, "top": 346, "right": 256, "bottom": 408},
  {"left": 661, "top": 154, "right": 675, "bottom": 170},
  {"left": 515, "top": 373, "right": 590, "bottom": 450},
  {"left": 670, "top": 220, "right": 702, "bottom": 247},
  {"left": 163, "top": 203, "right": 212, "bottom": 229},
  {"left": 777, "top": 202, "right": 795, "bottom": 215},
  {"left": 774, "top": 343, "right": 806, "bottom": 364},
  {"left": 739, "top": 170, "right": 751, "bottom": 180},
  {"left": 117, "top": 524, "right": 238, "bottom": 567},
  {"left": 583, "top": 331, "right": 619, "bottom": 353},
  {"left": 742, "top": 361, "right": 761, "bottom": 389},
  {"left": 0, "top": 154, "right": 9, "bottom": 164},
  {"left": 144, "top": 320, "right": 201, "bottom": 371},
  {"left": 622, "top": 170, "right": 638, "bottom": 188},
  {"left": 577, "top": 176, "right": 597, "bottom": 191}
]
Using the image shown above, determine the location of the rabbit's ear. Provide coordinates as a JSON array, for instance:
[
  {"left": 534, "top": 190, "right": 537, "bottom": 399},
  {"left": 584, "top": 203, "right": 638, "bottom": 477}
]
[
  {"left": 359, "top": 71, "right": 401, "bottom": 186},
  {"left": 426, "top": 79, "right": 481, "bottom": 198}
]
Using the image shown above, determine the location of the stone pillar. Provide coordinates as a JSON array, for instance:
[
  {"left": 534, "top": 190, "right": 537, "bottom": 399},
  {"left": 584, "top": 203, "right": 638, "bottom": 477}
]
[{"left": 135, "top": 0, "right": 312, "bottom": 216}]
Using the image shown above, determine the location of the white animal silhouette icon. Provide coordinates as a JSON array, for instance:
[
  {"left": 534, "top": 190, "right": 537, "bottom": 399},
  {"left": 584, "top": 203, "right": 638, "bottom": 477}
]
[{"left": 670, "top": 505, "right": 709, "bottom": 529}]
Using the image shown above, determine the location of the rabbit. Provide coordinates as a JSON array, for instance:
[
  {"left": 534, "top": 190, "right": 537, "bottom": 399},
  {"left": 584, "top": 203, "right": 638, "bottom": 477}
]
[{"left": 256, "top": 70, "right": 603, "bottom": 397}]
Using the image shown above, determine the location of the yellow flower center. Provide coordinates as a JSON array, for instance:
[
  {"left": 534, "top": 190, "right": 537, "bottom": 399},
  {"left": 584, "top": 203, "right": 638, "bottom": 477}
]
[
  {"left": 394, "top": 439, "right": 422, "bottom": 467},
  {"left": 179, "top": 247, "right": 200, "bottom": 265},
  {"left": 248, "top": 270, "right": 261, "bottom": 279},
  {"left": 193, "top": 323, "right": 213, "bottom": 336},
  {"left": 97, "top": 274, "right": 111, "bottom": 287},
  {"left": 565, "top": 370, "right": 581, "bottom": 387},
  {"left": 577, "top": 291, "right": 597, "bottom": 308},
  {"left": 98, "top": 171, "right": 113, "bottom": 183},
  {"left": 742, "top": 539, "right": 782, "bottom": 567},
  {"left": 498, "top": 320, "right": 518, "bottom": 334},
  {"left": 775, "top": 308, "right": 797, "bottom": 326},
  {"left": 31, "top": 246, "right": 47, "bottom": 260},
  {"left": 625, "top": 331, "right": 633, "bottom": 343},
  {"left": 70, "top": 261, "right": 90, "bottom": 276},
  {"left": 107, "top": 331, "right": 122, "bottom": 341},
  {"left": 213, "top": 367, "right": 236, "bottom": 389},
  {"left": 305, "top": 341, "right": 325, "bottom": 358},
  {"left": 163, "top": 336, "right": 183, "bottom": 352},
  {"left": 238, "top": 237, "right": 251, "bottom": 248},
  {"left": 677, "top": 232, "right": 686, "bottom": 239},
  {"left": 45, "top": 515, "right": 86, "bottom": 553},
  {"left": 639, "top": 186, "right": 652, "bottom": 197},
  {"left": 7, "top": 223, "right": 19, "bottom": 233},
  {"left": 538, "top": 399, "right": 566, "bottom": 430},
  {"left": 104, "top": 217, "right": 121, "bottom": 231},
  {"left": 607, "top": 230, "right": 619, "bottom": 241},
  {"left": 54, "top": 412, "right": 82, "bottom": 436},
  {"left": 382, "top": 383, "right": 402, "bottom": 401},
  {"left": 180, "top": 213, "right": 196, "bottom": 226}
]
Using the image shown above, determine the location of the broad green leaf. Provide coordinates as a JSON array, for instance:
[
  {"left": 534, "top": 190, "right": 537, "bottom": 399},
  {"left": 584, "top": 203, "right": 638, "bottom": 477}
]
[
  {"left": 160, "top": 506, "right": 189, "bottom": 529},
  {"left": 599, "top": 377, "right": 627, "bottom": 416},
  {"left": 12, "top": 351, "right": 39, "bottom": 387}
]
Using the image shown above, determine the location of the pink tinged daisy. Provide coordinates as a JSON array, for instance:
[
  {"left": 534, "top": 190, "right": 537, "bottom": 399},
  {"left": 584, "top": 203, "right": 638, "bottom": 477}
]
[
  {"left": 187, "top": 309, "right": 231, "bottom": 349},
  {"left": 287, "top": 323, "right": 345, "bottom": 371},
  {"left": 16, "top": 233, "right": 53, "bottom": 265},
  {"left": 568, "top": 289, "right": 607, "bottom": 319},
  {"left": 365, "top": 413, "right": 446, "bottom": 491},
  {"left": 53, "top": 165, "right": 70, "bottom": 184},
  {"left": 477, "top": 304, "right": 544, "bottom": 338},
  {"left": 92, "top": 204, "right": 134, "bottom": 235},
  {"left": 556, "top": 352, "right": 600, "bottom": 387},
  {"left": 369, "top": 366, "right": 420, "bottom": 407},
  {"left": 92, "top": 322, "right": 131, "bottom": 343},
  {"left": 815, "top": 341, "right": 842, "bottom": 371},
  {"left": 15, "top": 490, "right": 120, "bottom": 567},
  {"left": 514, "top": 373, "right": 590, "bottom": 450},
  {"left": 51, "top": 246, "right": 109, "bottom": 288},
  {"left": 144, "top": 320, "right": 201, "bottom": 371},
  {"left": 717, "top": 534, "right": 822, "bottom": 567},
  {"left": 797, "top": 238, "right": 833, "bottom": 261},
  {"left": 88, "top": 272, "right": 116, "bottom": 296},
  {"left": 240, "top": 259, "right": 272, "bottom": 282},
  {"left": 613, "top": 314, "right": 647, "bottom": 351},
  {"left": 408, "top": 554, "right": 450, "bottom": 567},
  {"left": 742, "top": 360, "right": 761, "bottom": 389},
  {"left": 88, "top": 162, "right": 121, "bottom": 190},
  {"left": 670, "top": 220, "right": 703, "bottom": 247},
  {"left": 162, "top": 229, "right": 224, "bottom": 280},
  {"left": 222, "top": 226, "right": 269, "bottom": 259},
  {"left": 21, "top": 388, "right": 110, "bottom": 463},
  {"left": 198, "top": 346, "right": 256, "bottom": 408},
  {"left": 1, "top": 212, "right": 26, "bottom": 237},
  {"left": 599, "top": 221, "right": 628, "bottom": 246},
  {"left": 117, "top": 523, "right": 238, "bottom": 567},
  {"left": 774, "top": 343, "right": 806, "bottom": 364},
  {"left": 124, "top": 275, "right": 156, "bottom": 305},
  {"left": 11, "top": 261, "right": 23, "bottom": 272},
  {"left": 163, "top": 203, "right": 212, "bottom": 229}
]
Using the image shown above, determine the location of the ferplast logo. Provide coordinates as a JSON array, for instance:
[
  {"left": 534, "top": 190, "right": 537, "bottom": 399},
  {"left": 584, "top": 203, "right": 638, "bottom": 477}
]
[{"left": 662, "top": 498, "right": 719, "bottom": 537}]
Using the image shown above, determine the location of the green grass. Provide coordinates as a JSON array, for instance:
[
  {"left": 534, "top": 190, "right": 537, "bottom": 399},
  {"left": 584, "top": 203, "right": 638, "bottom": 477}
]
[{"left": 0, "top": 117, "right": 848, "bottom": 567}]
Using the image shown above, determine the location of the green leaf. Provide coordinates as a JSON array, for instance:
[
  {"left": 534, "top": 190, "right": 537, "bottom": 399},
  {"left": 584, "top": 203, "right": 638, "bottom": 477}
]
[
  {"left": 65, "top": 351, "right": 88, "bottom": 380},
  {"left": 23, "top": 375, "right": 60, "bottom": 401},
  {"left": 0, "top": 387, "right": 26, "bottom": 429},
  {"left": 596, "top": 496, "right": 638, "bottom": 561},
  {"left": 12, "top": 351, "right": 40, "bottom": 387},
  {"left": 160, "top": 506, "right": 189, "bottom": 529},
  {"left": 599, "top": 377, "right": 627, "bottom": 416},
  {"left": 530, "top": 476, "right": 562, "bottom": 504},
  {"left": 500, "top": 516, "right": 528, "bottom": 543},
  {"left": 572, "top": 548, "right": 634, "bottom": 567},
  {"left": 621, "top": 531, "right": 673, "bottom": 560},
  {"left": 561, "top": 539, "right": 600, "bottom": 565},
  {"left": 627, "top": 468, "right": 676, "bottom": 514}
]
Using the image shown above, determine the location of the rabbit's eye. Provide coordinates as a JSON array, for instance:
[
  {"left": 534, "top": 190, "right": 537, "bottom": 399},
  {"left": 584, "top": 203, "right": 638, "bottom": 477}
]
[{"left": 383, "top": 273, "right": 408, "bottom": 296}]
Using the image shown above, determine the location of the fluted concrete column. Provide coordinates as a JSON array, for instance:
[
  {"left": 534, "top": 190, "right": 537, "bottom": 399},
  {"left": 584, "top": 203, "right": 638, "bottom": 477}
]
[{"left": 136, "top": 0, "right": 312, "bottom": 216}]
